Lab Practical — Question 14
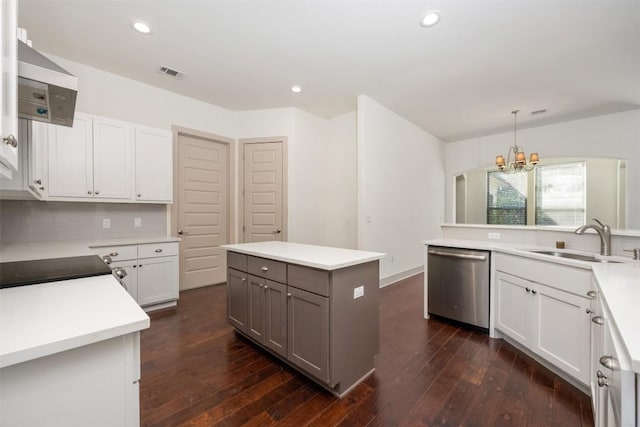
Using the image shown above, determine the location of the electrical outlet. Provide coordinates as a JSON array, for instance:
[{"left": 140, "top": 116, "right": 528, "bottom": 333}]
[
  {"left": 134, "top": 218, "right": 142, "bottom": 227},
  {"left": 488, "top": 232, "right": 501, "bottom": 240},
  {"left": 102, "top": 218, "right": 111, "bottom": 229},
  {"left": 353, "top": 286, "right": 364, "bottom": 299}
]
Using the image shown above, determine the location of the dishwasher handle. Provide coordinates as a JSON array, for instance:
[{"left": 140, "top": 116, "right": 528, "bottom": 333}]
[{"left": 428, "top": 249, "right": 487, "bottom": 261}]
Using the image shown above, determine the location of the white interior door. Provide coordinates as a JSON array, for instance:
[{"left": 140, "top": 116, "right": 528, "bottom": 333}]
[
  {"left": 243, "top": 141, "right": 284, "bottom": 243},
  {"left": 177, "top": 132, "right": 229, "bottom": 289}
]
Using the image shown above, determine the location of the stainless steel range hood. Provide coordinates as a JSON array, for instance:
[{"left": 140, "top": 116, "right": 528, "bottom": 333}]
[{"left": 17, "top": 41, "right": 78, "bottom": 127}]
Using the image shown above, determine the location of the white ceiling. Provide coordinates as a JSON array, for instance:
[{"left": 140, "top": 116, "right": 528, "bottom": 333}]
[{"left": 18, "top": 0, "right": 640, "bottom": 142}]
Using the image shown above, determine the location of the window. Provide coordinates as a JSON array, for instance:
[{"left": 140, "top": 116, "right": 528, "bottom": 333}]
[
  {"left": 535, "top": 162, "right": 586, "bottom": 226},
  {"left": 487, "top": 171, "right": 527, "bottom": 225}
]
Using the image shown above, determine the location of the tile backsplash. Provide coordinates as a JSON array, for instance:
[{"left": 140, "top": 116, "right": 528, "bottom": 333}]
[{"left": 0, "top": 200, "right": 167, "bottom": 243}]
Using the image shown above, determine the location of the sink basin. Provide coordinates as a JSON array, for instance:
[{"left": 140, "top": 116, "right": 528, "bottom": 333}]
[{"left": 529, "top": 250, "right": 621, "bottom": 263}]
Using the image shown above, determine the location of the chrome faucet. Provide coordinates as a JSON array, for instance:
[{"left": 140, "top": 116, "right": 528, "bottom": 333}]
[{"left": 574, "top": 218, "right": 611, "bottom": 256}]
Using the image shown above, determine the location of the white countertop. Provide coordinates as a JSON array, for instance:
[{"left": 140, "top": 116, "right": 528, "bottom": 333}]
[
  {"left": 0, "top": 275, "right": 150, "bottom": 368},
  {"left": 592, "top": 263, "right": 640, "bottom": 372},
  {"left": 0, "top": 236, "right": 178, "bottom": 262},
  {"left": 222, "top": 241, "right": 385, "bottom": 270},
  {"left": 424, "top": 238, "right": 640, "bottom": 372}
]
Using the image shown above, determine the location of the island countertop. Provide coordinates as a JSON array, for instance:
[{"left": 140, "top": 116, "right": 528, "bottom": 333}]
[{"left": 222, "top": 241, "right": 385, "bottom": 270}]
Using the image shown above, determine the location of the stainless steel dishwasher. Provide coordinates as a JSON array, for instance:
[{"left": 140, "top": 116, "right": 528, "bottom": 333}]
[{"left": 427, "top": 246, "right": 490, "bottom": 329}]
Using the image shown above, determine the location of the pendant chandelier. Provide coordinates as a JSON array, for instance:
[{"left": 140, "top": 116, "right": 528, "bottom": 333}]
[{"left": 495, "top": 110, "right": 539, "bottom": 172}]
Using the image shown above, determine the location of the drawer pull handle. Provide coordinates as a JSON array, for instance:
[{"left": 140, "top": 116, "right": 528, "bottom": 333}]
[
  {"left": 591, "top": 316, "right": 604, "bottom": 325},
  {"left": 261, "top": 266, "right": 269, "bottom": 272},
  {"left": 110, "top": 252, "right": 119, "bottom": 257},
  {"left": 599, "top": 355, "right": 616, "bottom": 370},
  {"left": 155, "top": 249, "right": 163, "bottom": 253},
  {"left": 586, "top": 290, "right": 597, "bottom": 299}
]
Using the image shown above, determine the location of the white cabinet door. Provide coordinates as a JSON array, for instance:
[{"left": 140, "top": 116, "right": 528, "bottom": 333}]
[
  {"left": 48, "top": 113, "right": 93, "bottom": 197},
  {"left": 495, "top": 271, "right": 531, "bottom": 347},
  {"left": 533, "top": 283, "right": 590, "bottom": 385},
  {"left": 27, "top": 120, "right": 47, "bottom": 198},
  {"left": 93, "top": 117, "right": 133, "bottom": 200},
  {"left": 137, "top": 256, "right": 178, "bottom": 306},
  {"left": 0, "top": 0, "right": 18, "bottom": 177},
  {"left": 134, "top": 126, "right": 172, "bottom": 202},
  {"left": 111, "top": 260, "right": 139, "bottom": 302}
]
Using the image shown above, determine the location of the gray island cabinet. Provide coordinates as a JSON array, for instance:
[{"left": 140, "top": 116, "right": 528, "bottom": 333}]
[{"left": 222, "top": 241, "right": 385, "bottom": 397}]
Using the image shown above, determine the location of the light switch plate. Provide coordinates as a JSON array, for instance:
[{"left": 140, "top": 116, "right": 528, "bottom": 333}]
[
  {"left": 102, "top": 218, "right": 111, "bottom": 229},
  {"left": 353, "top": 285, "right": 364, "bottom": 299}
]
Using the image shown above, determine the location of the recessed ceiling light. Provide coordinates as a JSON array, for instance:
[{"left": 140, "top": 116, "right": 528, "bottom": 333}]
[
  {"left": 132, "top": 21, "right": 152, "bottom": 35},
  {"left": 291, "top": 85, "right": 302, "bottom": 93},
  {"left": 420, "top": 10, "right": 441, "bottom": 28}
]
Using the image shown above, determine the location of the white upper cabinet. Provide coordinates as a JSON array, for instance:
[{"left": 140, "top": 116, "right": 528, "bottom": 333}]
[
  {"left": 48, "top": 113, "right": 134, "bottom": 201},
  {"left": 0, "top": 0, "right": 19, "bottom": 178},
  {"left": 92, "top": 117, "right": 133, "bottom": 200},
  {"left": 134, "top": 126, "right": 172, "bottom": 203},
  {"left": 48, "top": 113, "right": 94, "bottom": 198}
]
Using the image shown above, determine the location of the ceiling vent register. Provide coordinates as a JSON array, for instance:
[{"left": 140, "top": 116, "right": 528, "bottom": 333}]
[{"left": 159, "top": 66, "right": 186, "bottom": 80}]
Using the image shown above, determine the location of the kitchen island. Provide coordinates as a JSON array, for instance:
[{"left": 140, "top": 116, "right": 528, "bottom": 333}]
[{"left": 222, "top": 241, "right": 385, "bottom": 397}]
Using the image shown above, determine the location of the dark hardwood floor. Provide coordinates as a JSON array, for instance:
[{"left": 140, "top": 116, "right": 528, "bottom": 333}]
[{"left": 140, "top": 273, "right": 594, "bottom": 426}]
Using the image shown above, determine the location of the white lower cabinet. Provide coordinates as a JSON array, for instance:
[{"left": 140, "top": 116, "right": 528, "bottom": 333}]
[
  {"left": 590, "top": 283, "right": 636, "bottom": 426},
  {"left": 0, "top": 333, "right": 141, "bottom": 427},
  {"left": 93, "top": 242, "right": 179, "bottom": 311},
  {"left": 495, "top": 253, "right": 592, "bottom": 386}
]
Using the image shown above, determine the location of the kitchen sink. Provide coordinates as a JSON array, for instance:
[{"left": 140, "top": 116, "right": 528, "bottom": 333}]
[{"left": 529, "top": 250, "right": 621, "bottom": 263}]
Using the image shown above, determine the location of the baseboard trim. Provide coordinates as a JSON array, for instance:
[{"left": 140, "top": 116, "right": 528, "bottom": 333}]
[{"left": 379, "top": 266, "right": 423, "bottom": 288}]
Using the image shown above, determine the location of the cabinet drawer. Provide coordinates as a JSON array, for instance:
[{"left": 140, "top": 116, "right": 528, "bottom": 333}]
[
  {"left": 288, "top": 264, "right": 329, "bottom": 297},
  {"left": 495, "top": 253, "right": 591, "bottom": 296},
  {"left": 138, "top": 242, "right": 178, "bottom": 259},
  {"left": 227, "top": 251, "right": 247, "bottom": 272},
  {"left": 247, "top": 256, "right": 287, "bottom": 283},
  {"left": 91, "top": 245, "right": 137, "bottom": 261}
]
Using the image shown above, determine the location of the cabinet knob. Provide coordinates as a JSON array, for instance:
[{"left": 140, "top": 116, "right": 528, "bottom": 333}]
[
  {"left": 525, "top": 287, "right": 531, "bottom": 293},
  {"left": 586, "top": 290, "right": 597, "bottom": 299},
  {"left": 597, "top": 370, "right": 606, "bottom": 379},
  {"left": 87, "top": 191, "right": 93, "bottom": 195},
  {"left": 599, "top": 355, "right": 616, "bottom": 370},
  {"left": 137, "top": 194, "right": 142, "bottom": 198},
  {"left": 586, "top": 308, "right": 593, "bottom": 314},
  {"left": 259, "top": 283, "right": 264, "bottom": 288},
  {"left": 261, "top": 266, "right": 269, "bottom": 272},
  {"left": 3, "top": 134, "right": 18, "bottom": 147},
  {"left": 287, "top": 293, "right": 292, "bottom": 298},
  {"left": 591, "top": 316, "right": 604, "bottom": 325},
  {"left": 531, "top": 289, "right": 537, "bottom": 294},
  {"left": 597, "top": 376, "right": 609, "bottom": 387},
  {"left": 264, "top": 285, "right": 269, "bottom": 290},
  {"left": 241, "top": 278, "right": 246, "bottom": 282},
  {"left": 34, "top": 179, "right": 42, "bottom": 185},
  {"left": 95, "top": 191, "right": 100, "bottom": 195},
  {"left": 155, "top": 249, "right": 163, "bottom": 253},
  {"left": 102, "top": 256, "right": 112, "bottom": 265}
]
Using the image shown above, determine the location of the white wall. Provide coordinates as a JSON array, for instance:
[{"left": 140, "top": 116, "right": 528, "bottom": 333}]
[
  {"left": 48, "top": 54, "right": 237, "bottom": 137},
  {"left": 357, "top": 95, "right": 445, "bottom": 281},
  {"left": 444, "top": 110, "right": 640, "bottom": 228},
  {"left": 325, "top": 111, "right": 357, "bottom": 249}
]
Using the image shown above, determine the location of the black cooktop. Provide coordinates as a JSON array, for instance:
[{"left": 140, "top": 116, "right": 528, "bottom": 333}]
[{"left": 0, "top": 255, "right": 113, "bottom": 289}]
